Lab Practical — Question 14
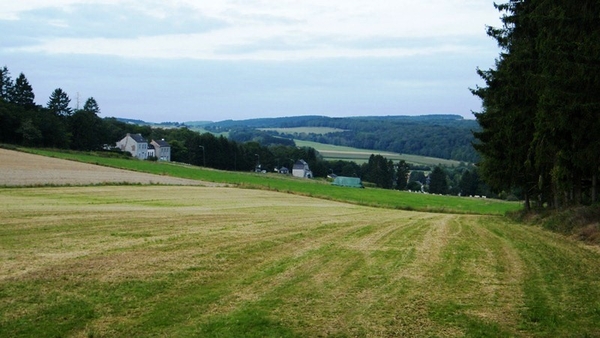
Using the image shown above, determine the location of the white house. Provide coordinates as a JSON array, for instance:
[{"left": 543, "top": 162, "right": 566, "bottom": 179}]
[
  {"left": 116, "top": 133, "right": 148, "bottom": 160},
  {"left": 151, "top": 139, "right": 171, "bottom": 161},
  {"left": 292, "top": 159, "right": 313, "bottom": 178}
]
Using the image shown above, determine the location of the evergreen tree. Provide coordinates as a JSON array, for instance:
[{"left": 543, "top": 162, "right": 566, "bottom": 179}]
[
  {"left": 532, "top": 0, "right": 600, "bottom": 205},
  {"left": 475, "top": 0, "right": 600, "bottom": 207},
  {"left": 47, "top": 88, "right": 72, "bottom": 117},
  {"left": 428, "top": 166, "right": 448, "bottom": 194},
  {"left": 364, "top": 154, "right": 394, "bottom": 189},
  {"left": 396, "top": 160, "right": 410, "bottom": 190},
  {"left": 474, "top": 0, "right": 542, "bottom": 209},
  {"left": 0, "top": 66, "right": 13, "bottom": 102},
  {"left": 70, "top": 98, "right": 104, "bottom": 150},
  {"left": 11, "top": 73, "right": 35, "bottom": 107},
  {"left": 83, "top": 97, "right": 100, "bottom": 114}
]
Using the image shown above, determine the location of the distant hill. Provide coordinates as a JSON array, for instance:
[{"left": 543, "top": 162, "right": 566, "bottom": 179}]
[
  {"left": 205, "top": 115, "right": 480, "bottom": 163},
  {"left": 114, "top": 115, "right": 480, "bottom": 163}
]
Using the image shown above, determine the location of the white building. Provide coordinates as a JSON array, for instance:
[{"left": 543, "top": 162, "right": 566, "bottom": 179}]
[
  {"left": 151, "top": 139, "right": 171, "bottom": 161},
  {"left": 292, "top": 159, "right": 313, "bottom": 178},
  {"left": 116, "top": 133, "right": 148, "bottom": 160}
]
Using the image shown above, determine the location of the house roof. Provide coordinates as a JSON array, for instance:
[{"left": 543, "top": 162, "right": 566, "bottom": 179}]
[
  {"left": 152, "top": 139, "right": 170, "bottom": 147},
  {"left": 128, "top": 133, "right": 147, "bottom": 143},
  {"left": 293, "top": 159, "right": 309, "bottom": 169}
]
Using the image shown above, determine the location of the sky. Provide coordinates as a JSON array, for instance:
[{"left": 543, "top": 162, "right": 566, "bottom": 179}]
[{"left": 0, "top": 1, "right": 502, "bottom": 123}]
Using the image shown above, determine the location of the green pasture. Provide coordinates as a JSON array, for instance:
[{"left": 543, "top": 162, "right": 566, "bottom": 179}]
[
  {"left": 1, "top": 186, "right": 599, "bottom": 337},
  {"left": 294, "top": 140, "right": 463, "bottom": 166},
  {"left": 23, "top": 148, "right": 519, "bottom": 215}
]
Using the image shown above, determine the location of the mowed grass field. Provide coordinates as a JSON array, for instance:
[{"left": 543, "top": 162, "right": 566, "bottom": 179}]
[
  {"left": 1, "top": 186, "right": 600, "bottom": 337},
  {"left": 1, "top": 149, "right": 600, "bottom": 337}
]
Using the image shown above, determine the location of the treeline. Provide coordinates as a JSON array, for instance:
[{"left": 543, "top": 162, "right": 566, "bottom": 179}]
[
  {"left": 1, "top": 65, "right": 491, "bottom": 198},
  {"left": 206, "top": 115, "right": 480, "bottom": 162},
  {"left": 473, "top": 1, "right": 600, "bottom": 209},
  {"left": 0, "top": 66, "right": 317, "bottom": 172}
]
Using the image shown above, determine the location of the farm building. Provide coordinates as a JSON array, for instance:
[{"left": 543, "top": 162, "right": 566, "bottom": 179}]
[
  {"left": 292, "top": 159, "right": 313, "bottom": 178},
  {"left": 116, "top": 133, "right": 148, "bottom": 160},
  {"left": 332, "top": 176, "right": 364, "bottom": 188},
  {"left": 150, "top": 139, "right": 171, "bottom": 161},
  {"left": 116, "top": 134, "right": 171, "bottom": 161}
]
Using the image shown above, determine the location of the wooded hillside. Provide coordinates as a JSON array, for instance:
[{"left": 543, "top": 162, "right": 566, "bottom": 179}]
[{"left": 205, "top": 115, "right": 480, "bottom": 163}]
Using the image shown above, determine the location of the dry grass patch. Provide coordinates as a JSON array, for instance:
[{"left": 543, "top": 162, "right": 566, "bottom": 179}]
[{"left": 0, "top": 148, "right": 214, "bottom": 186}]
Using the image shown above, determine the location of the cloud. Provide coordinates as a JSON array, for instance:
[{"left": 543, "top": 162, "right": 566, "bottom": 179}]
[
  {"left": 0, "top": 1, "right": 501, "bottom": 121},
  {"left": 2, "top": 0, "right": 500, "bottom": 61}
]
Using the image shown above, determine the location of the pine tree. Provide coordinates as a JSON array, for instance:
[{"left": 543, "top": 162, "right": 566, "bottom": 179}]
[
  {"left": 473, "top": 0, "right": 544, "bottom": 209},
  {"left": 83, "top": 97, "right": 100, "bottom": 114},
  {"left": 474, "top": 0, "right": 600, "bottom": 207},
  {"left": 47, "top": 88, "right": 72, "bottom": 117},
  {"left": 396, "top": 160, "right": 410, "bottom": 190},
  {"left": 0, "top": 66, "right": 13, "bottom": 102},
  {"left": 11, "top": 73, "right": 35, "bottom": 107},
  {"left": 428, "top": 166, "right": 448, "bottom": 195}
]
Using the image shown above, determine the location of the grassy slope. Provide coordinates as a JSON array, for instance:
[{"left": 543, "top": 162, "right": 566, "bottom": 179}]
[
  {"left": 23, "top": 148, "right": 519, "bottom": 215},
  {"left": 1, "top": 186, "right": 599, "bottom": 337}
]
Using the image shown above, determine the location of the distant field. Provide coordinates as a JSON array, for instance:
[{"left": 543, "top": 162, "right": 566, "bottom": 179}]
[
  {"left": 260, "top": 127, "right": 346, "bottom": 134},
  {"left": 294, "top": 140, "right": 463, "bottom": 166},
  {"left": 1, "top": 186, "right": 599, "bottom": 337}
]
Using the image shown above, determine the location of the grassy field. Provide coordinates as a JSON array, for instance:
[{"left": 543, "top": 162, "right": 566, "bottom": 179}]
[
  {"left": 294, "top": 140, "right": 463, "bottom": 167},
  {"left": 21, "top": 148, "right": 518, "bottom": 215},
  {"left": 1, "top": 186, "right": 599, "bottom": 337}
]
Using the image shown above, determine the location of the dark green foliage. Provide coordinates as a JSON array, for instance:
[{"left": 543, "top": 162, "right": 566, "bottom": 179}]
[
  {"left": 69, "top": 110, "right": 104, "bottom": 150},
  {"left": 459, "top": 170, "right": 481, "bottom": 197},
  {"left": 208, "top": 115, "right": 480, "bottom": 162},
  {"left": 229, "top": 128, "right": 295, "bottom": 147},
  {"left": 0, "top": 66, "right": 12, "bottom": 102},
  {"left": 396, "top": 160, "right": 410, "bottom": 190},
  {"left": 11, "top": 73, "right": 35, "bottom": 108},
  {"left": 474, "top": 0, "right": 600, "bottom": 208},
  {"left": 47, "top": 88, "right": 72, "bottom": 117},
  {"left": 83, "top": 97, "right": 100, "bottom": 115},
  {"left": 16, "top": 118, "right": 42, "bottom": 146},
  {"left": 429, "top": 166, "right": 448, "bottom": 195},
  {"left": 363, "top": 154, "right": 395, "bottom": 189}
]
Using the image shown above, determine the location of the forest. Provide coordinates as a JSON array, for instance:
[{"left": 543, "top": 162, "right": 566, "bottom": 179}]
[
  {"left": 473, "top": 0, "right": 600, "bottom": 209},
  {"left": 205, "top": 114, "right": 480, "bottom": 163}
]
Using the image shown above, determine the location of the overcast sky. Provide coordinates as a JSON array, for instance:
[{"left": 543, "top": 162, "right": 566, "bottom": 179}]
[{"left": 1, "top": 1, "right": 501, "bottom": 122}]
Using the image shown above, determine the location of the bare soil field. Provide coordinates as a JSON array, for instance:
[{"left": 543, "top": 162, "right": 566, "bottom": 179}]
[{"left": 0, "top": 149, "right": 213, "bottom": 186}]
